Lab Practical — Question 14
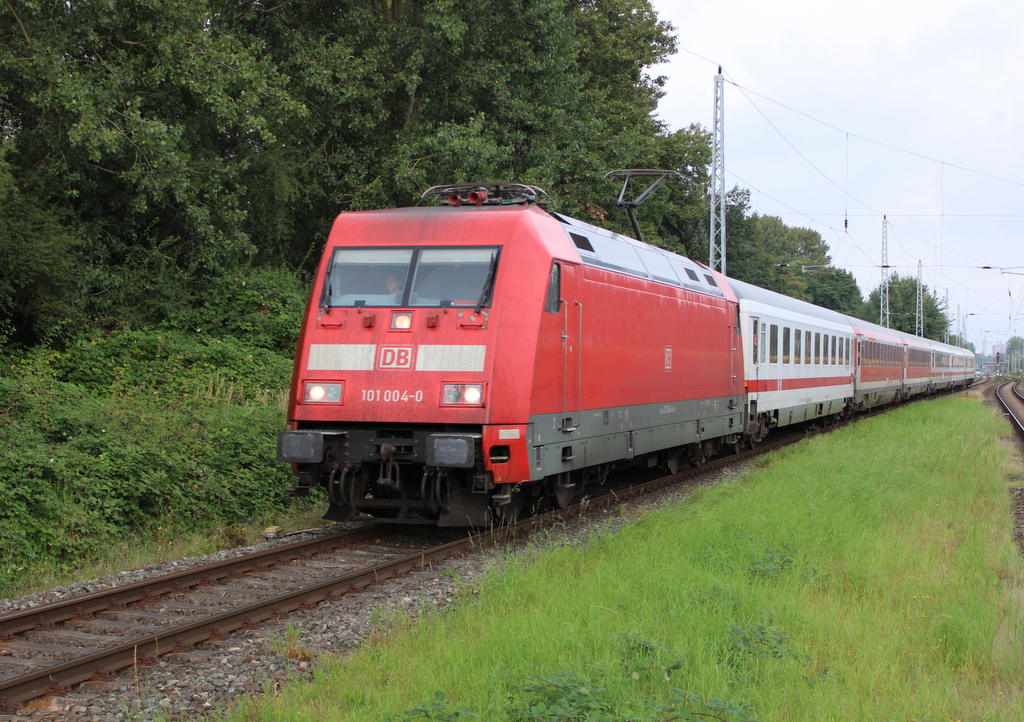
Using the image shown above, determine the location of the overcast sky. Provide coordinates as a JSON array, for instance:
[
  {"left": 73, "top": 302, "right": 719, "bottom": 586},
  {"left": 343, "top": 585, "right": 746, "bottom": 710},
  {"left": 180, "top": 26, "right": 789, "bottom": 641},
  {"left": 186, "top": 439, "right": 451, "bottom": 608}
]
[{"left": 650, "top": 0, "right": 1024, "bottom": 354}]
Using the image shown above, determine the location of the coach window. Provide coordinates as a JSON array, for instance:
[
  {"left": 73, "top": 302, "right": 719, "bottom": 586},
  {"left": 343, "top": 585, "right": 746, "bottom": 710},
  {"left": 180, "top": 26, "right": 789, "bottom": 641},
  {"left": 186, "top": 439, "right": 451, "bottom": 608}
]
[
  {"left": 839, "top": 337, "right": 845, "bottom": 366},
  {"left": 544, "top": 263, "right": 561, "bottom": 312},
  {"left": 831, "top": 336, "right": 837, "bottom": 365},
  {"left": 770, "top": 324, "right": 779, "bottom": 364},
  {"left": 805, "top": 331, "right": 812, "bottom": 364},
  {"left": 752, "top": 319, "right": 760, "bottom": 364},
  {"left": 794, "top": 329, "right": 802, "bottom": 364},
  {"left": 814, "top": 332, "right": 821, "bottom": 365},
  {"left": 783, "top": 327, "right": 791, "bottom": 363},
  {"left": 761, "top": 324, "right": 767, "bottom": 363}
]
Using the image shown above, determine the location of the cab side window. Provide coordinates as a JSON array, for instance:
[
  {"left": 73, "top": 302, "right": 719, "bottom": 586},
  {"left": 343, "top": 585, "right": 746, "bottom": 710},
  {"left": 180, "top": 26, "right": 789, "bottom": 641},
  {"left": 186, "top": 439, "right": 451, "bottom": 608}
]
[{"left": 545, "top": 263, "right": 561, "bottom": 313}]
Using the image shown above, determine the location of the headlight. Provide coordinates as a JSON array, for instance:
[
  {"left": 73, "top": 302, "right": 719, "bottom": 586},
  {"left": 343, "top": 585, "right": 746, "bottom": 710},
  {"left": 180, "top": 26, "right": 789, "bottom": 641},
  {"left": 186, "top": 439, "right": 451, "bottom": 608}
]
[
  {"left": 390, "top": 311, "right": 413, "bottom": 330},
  {"left": 303, "top": 382, "right": 343, "bottom": 403},
  {"left": 441, "top": 383, "right": 484, "bottom": 406}
]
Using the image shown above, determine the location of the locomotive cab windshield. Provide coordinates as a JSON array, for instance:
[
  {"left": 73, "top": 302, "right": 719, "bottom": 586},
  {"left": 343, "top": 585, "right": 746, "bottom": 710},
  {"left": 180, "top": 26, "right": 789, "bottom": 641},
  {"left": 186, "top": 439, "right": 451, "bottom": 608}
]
[{"left": 322, "top": 246, "right": 500, "bottom": 309}]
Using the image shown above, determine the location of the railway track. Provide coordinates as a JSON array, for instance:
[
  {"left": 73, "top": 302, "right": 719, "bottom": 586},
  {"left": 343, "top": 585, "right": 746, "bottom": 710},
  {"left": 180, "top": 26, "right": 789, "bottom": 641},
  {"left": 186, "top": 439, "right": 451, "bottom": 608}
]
[
  {"left": 0, "top": 525, "right": 470, "bottom": 711},
  {"left": 995, "top": 377, "right": 1024, "bottom": 437},
  {"left": 0, "top": 390, "right": 969, "bottom": 713}
]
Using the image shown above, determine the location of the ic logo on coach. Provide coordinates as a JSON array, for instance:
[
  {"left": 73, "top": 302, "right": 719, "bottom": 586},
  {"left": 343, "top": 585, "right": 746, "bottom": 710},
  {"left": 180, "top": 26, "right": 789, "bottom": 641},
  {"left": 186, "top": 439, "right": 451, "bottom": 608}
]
[{"left": 377, "top": 346, "right": 414, "bottom": 369}]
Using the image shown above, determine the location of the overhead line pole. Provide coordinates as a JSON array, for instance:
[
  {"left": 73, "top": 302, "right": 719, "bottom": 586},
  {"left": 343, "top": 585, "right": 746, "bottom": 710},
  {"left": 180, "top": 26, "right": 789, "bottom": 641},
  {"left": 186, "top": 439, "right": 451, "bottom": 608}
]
[
  {"left": 915, "top": 261, "right": 924, "bottom": 337},
  {"left": 880, "top": 215, "right": 890, "bottom": 328},
  {"left": 709, "top": 67, "right": 726, "bottom": 275}
]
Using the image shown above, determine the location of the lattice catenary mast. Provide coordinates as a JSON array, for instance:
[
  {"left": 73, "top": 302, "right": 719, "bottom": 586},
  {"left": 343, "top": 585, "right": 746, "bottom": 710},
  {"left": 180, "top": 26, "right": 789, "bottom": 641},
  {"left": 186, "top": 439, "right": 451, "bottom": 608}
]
[
  {"left": 915, "top": 260, "right": 924, "bottom": 337},
  {"left": 880, "top": 216, "right": 890, "bottom": 328},
  {"left": 709, "top": 67, "right": 726, "bottom": 275},
  {"left": 943, "top": 289, "right": 950, "bottom": 343}
]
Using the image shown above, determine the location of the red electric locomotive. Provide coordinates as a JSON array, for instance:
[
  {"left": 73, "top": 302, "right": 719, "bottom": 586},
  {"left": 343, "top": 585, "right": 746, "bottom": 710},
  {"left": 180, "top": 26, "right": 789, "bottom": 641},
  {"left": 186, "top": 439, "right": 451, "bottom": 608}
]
[{"left": 277, "top": 184, "right": 745, "bottom": 525}]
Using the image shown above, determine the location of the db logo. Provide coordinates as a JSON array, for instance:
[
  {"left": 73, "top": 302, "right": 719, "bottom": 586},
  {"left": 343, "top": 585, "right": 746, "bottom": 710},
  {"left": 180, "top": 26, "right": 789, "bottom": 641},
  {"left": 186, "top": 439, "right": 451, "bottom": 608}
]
[{"left": 378, "top": 346, "right": 414, "bottom": 369}]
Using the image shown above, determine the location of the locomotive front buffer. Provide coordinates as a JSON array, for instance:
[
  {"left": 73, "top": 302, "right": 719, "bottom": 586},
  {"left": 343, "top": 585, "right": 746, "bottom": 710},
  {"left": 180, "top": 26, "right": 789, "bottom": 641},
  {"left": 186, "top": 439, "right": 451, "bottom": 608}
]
[{"left": 278, "top": 427, "right": 495, "bottom": 526}]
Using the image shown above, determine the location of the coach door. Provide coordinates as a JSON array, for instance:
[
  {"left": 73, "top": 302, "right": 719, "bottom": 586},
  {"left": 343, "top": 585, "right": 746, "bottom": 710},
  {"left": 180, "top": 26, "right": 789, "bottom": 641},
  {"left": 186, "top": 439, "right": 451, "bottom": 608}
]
[
  {"left": 749, "top": 316, "right": 761, "bottom": 402},
  {"left": 559, "top": 263, "right": 581, "bottom": 432}
]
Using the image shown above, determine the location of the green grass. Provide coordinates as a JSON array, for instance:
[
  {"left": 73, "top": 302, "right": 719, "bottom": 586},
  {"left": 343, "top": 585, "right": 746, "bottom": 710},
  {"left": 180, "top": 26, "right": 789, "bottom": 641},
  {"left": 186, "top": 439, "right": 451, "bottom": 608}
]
[{"left": 229, "top": 393, "right": 1024, "bottom": 722}]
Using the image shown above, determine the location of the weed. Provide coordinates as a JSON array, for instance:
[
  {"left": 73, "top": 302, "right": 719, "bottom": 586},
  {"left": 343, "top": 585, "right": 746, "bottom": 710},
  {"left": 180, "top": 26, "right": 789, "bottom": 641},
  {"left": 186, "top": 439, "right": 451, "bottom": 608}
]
[
  {"left": 747, "top": 544, "right": 795, "bottom": 578},
  {"left": 653, "top": 688, "right": 759, "bottom": 721},
  {"left": 381, "top": 691, "right": 476, "bottom": 721},
  {"left": 510, "top": 671, "right": 613, "bottom": 721},
  {"left": 691, "top": 585, "right": 739, "bottom": 612},
  {"left": 213, "top": 526, "right": 250, "bottom": 548},
  {"left": 272, "top": 623, "right": 314, "bottom": 664},
  {"left": 728, "top": 623, "right": 809, "bottom": 662},
  {"left": 613, "top": 633, "right": 686, "bottom": 681}
]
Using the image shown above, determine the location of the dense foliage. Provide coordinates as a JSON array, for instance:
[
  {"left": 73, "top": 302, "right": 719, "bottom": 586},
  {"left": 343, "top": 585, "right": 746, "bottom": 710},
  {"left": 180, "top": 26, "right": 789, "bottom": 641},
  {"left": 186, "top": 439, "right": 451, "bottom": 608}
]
[
  {"left": 0, "top": 268, "right": 305, "bottom": 586},
  {"left": 860, "top": 272, "right": 950, "bottom": 341},
  {"left": 0, "top": 0, "right": 712, "bottom": 347}
]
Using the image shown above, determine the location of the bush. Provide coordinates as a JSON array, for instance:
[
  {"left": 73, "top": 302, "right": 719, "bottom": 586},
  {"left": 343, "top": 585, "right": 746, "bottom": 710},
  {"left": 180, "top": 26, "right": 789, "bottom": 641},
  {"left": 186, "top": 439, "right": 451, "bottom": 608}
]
[{"left": 0, "top": 334, "right": 295, "bottom": 590}]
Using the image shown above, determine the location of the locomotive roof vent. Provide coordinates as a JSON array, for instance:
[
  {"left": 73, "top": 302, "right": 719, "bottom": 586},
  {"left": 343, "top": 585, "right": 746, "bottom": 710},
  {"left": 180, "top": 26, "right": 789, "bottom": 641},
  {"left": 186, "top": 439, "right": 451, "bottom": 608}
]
[{"left": 420, "top": 183, "right": 550, "bottom": 208}]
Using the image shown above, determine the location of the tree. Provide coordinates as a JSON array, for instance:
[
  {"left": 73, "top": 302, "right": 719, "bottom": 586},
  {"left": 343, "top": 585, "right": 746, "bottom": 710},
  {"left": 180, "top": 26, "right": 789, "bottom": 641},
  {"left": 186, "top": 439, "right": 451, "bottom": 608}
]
[
  {"left": 1, "top": 0, "right": 703, "bottom": 345},
  {"left": 804, "top": 267, "right": 863, "bottom": 316},
  {"left": 0, "top": 146, "right": 82, "bottom": 346},
  {"left": 1003, "top": 336, "right": 1023, "bottom": 371},
  {"left": 947, "top": 335, "right": 975, "bottom": 353},
  {"left": 860, "top": 273, "right": 950, "bottom": 340},
  {"left": 721, "top": 206, "right": 863, "bottom": 313}
]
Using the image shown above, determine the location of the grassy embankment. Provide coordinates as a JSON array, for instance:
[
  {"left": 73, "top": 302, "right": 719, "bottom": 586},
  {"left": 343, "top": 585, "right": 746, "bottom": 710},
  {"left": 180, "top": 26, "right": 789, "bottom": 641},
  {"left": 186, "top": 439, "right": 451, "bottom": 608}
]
[
  {"left": 233, "top": 392, "right": 1024, "bottom": 721},
  {"left": 0, "top": 268, "right": 324, "bottom": 597}
]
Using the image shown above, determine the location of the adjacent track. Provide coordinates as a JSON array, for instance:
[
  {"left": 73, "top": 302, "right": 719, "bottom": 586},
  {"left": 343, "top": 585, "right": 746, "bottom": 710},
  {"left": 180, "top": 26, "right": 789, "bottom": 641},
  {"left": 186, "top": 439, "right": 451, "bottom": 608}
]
[{"left": 995, "top": 378, "right": 1024, "bottom": 437}]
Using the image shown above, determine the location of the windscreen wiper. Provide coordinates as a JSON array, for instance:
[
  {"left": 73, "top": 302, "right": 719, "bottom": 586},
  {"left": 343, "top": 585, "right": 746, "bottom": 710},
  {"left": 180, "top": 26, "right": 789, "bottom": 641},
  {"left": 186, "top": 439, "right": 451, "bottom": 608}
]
[{"left": 474, "top": 252, "right": 499, "bottom": 315}]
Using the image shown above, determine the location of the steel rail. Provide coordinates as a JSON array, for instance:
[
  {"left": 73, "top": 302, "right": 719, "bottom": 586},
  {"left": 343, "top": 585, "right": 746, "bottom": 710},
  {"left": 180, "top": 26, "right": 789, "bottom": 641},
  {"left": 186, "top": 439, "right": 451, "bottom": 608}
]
[
  {"left": 0, "top": 524, "right": 386, "bottom": 639},
  {"left": 0, "top": 532, "right": 471, "bottom": 709},
  {"left": 995, "top": 378, "right": 1024, "bottom": 438}
]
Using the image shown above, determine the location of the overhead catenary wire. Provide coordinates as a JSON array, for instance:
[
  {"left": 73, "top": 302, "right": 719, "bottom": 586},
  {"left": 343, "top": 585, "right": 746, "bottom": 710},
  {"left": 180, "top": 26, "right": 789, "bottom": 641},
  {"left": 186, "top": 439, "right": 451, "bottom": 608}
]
[{"left": 674, "top": 44, "right": 1024, "bottom": 346}]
